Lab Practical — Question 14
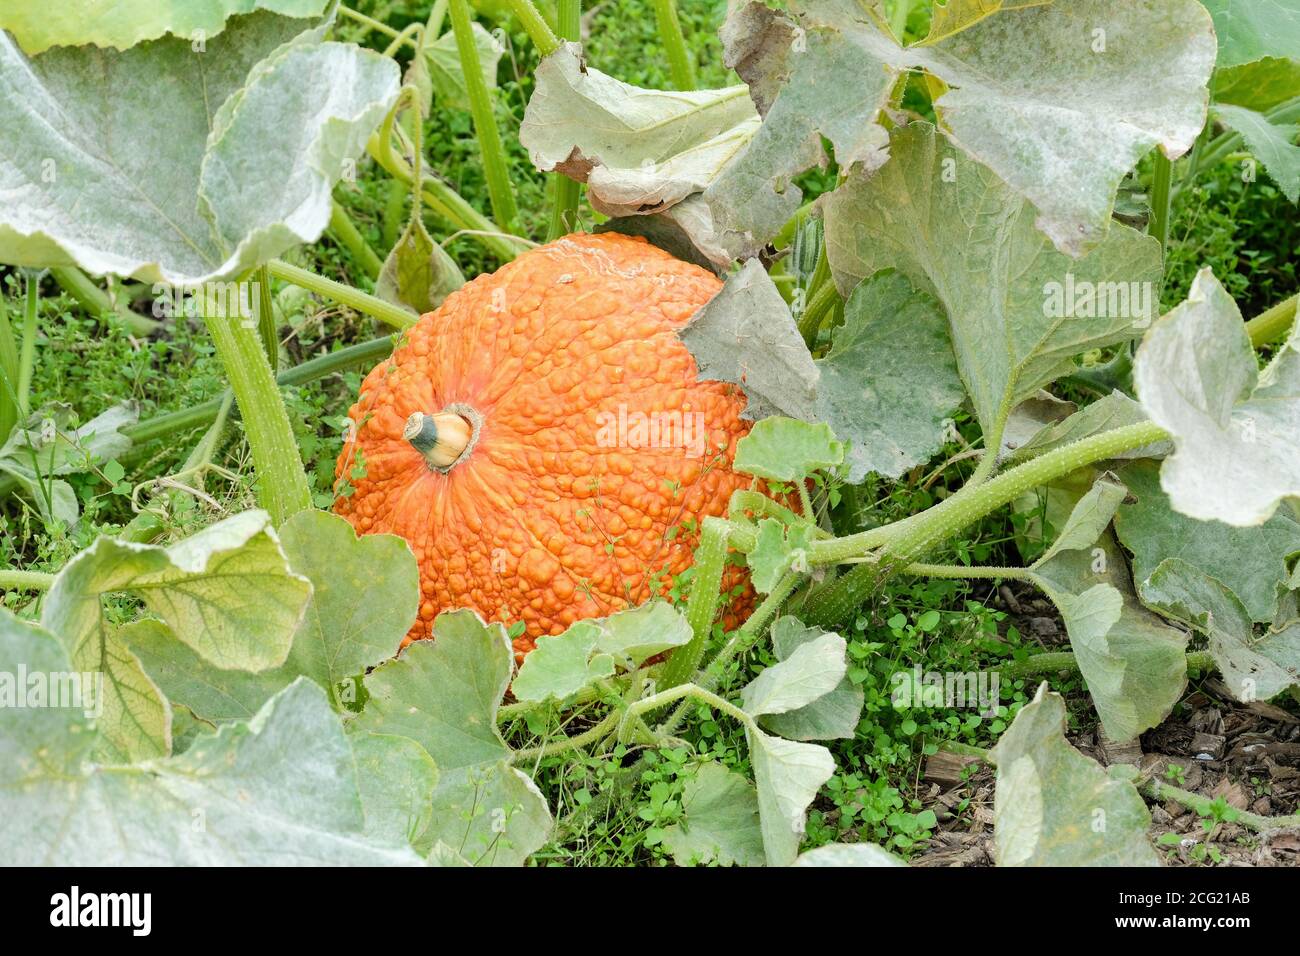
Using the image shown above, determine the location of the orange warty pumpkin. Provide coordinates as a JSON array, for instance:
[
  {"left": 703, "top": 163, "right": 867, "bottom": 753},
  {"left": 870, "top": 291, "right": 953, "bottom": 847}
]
[{"left": 335, "top": 232, "right": 755, "bottom": 659}]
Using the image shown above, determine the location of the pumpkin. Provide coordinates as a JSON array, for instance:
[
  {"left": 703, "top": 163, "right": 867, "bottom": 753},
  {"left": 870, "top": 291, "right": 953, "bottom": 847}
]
[{"left": 335, "top": 232, "right": 755, "bottom": 659}]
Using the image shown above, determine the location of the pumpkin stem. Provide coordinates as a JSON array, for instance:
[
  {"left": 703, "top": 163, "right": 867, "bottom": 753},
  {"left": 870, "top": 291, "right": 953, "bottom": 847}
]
[{"left": 404, "top": 407, "right": 478, "bottom": 471}]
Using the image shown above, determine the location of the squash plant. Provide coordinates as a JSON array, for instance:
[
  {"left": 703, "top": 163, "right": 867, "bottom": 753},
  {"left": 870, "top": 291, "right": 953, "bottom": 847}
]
[{"left": 3, "top": 0, "right": 1300, "bottom": 866}]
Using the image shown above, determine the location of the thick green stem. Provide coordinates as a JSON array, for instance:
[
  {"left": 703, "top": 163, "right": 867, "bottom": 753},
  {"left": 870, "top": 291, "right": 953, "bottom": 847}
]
[
  {"left": 995, "top": 649, "right": 1216, "bottom": 681},
  {"left": 658, "top": 569, "right": 802, "bottom": 737},
  {"left": 801, "top": 421, "right": 1169, "bottom": 627},
  {"left": 660, "top": 516, "right": 730, "bottom": 689},
  {"left": 49, "top": 266, "right": 158, "bottom": 337},
  {"left": 449, "top": 0, "right": 520, "bottom": 233},
  {"left": 506, "top": 0, "right": 561, "bottom": 55},
  {"left": 882, "top": 421, "right": 1168, "bottom": 564},
  {"left": 0, "top": 296, "right": 17, "bottom": 444},
  {"left": 255, "top": 266, "right": 278, "bottom": 372},
  {"left": 267, "top": 260, "right": 415, "bottom": 330},
  {"left": 797, "top": 280, "right": 839, "bottom": 348},
  {"left": 546, "top": 0, "right": 583, "bottom": 241},
  {"left": 904, "top": 562, "right": 1032, "bottom": 581},
  {"left": 202, "top": 297, "right": 311, "bottom": 526},
  {"left": 0, "top": 569, "right": 55, "bottom": 591},
  {"left": 17, "top": 273, "right": 39, "bottom": 419},
  {"left": 653, "top": 0, "right": 696, "bottom": 90},
  {"left": 1148, "top": 150, "right": 1173, "bottom": 255},
  {"left": 1246, "top": 293, "right": 1297, "bottom": 348},
  {"left": 328, "top": 200, "right": 383, "bottom": 280},
  {"left": 1143, "top": 778, "right": 1300, "bottom": 833}
]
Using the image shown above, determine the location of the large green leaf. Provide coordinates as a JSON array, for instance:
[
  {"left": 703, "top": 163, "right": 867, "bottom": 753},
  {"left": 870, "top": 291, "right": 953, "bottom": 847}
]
[
  {"left": 45, "top": 510, "right": 311, "bottom": 674},
  {"left": 520, "top": 43, "right": 759, "bottom": 265},
  {"left": 511, "top": 622, "right": 616, "bottom": 704},
  {"left": 710, "top": 0, "right": 1213, "bottom": 257},
  {"left": 1115, "top": 460, "right": 1300, "bottom": 623},
  {"left": 1027, "top": 479, "right": 1189, "bottom": 742},
  {"left": 0, "top": 0, "right": 329, "bottom": 54},
  {"left": 824, "top": 123, "right": 1163, "bottom": 453},
  {"left": 1200, "top": 0, "right": 1300, "bottom": 67},
  {"left": 358, "top": 610, "right": 553, "bottom": 865},
  {"left": 1213, "top": 103, "right": 1300, "bottom": 203},
  {"left": 734, "top": 417, "right": 844, "bottom": 482},
  {"left": 814, "top": 270, "right": 965, "bottom": 481},
  {"left": 760, "top": 617, "right": 864, "bottom": 741},
  {"left": 660, "top": 763, "right": 765, "bottom": 867},
  {"left": 130, "top": 510, "right": 419, "bottom": 722},
  {"left": 511, "top": 602, "right": 692, "bottom": 703},
  {"left": 0, "top": 14, "right": 399, "bottom": 283},
  {"left": 991, "top": 686, "right": 1159, "bottom": 866},
  {"left": 741, "top": 631, "right": 848, "bottom": 718},
  {"left": 0, "top": 616, "right": 426, "bottom": 865},
  {"left": 38, "top": 511, "right": 310, "bottom": 759},
  {"left": 1133, "top": 268, "right": 1300, "bottom": 526},
  {"left": 349, "top": 732, "right": 439, "bottom": 847},
  {"left": 748, "top": 729, "right": 835, "bottom": 867},
  {"left": 678, "top": 259, "right": 820, "bottom": 421},
  {"left": 1213, "top": 57, "right": 1300, "bottom": 111},
  {"left": 1142, "top": 560, "right": 1300, "bottom": 703}
]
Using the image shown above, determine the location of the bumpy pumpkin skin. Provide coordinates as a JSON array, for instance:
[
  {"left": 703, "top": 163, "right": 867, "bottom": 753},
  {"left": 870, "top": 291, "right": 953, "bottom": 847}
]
[{"left": 336, "top": 233, "right": 754, "bottom": 659}]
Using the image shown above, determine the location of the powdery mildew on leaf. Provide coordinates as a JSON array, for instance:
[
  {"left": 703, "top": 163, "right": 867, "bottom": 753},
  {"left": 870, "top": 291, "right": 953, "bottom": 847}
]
[
  {"left": 1134, "top": 268, "right": 1300, "bottom": 526},
  {"left": 824, "top": 123, "right": 1162, "bottom": 453},
  {"left": 1141, "top": 560, "right": 1300, "bottom": 704},
  {"left": 992, "top": 686, "right": 1159, "bottom": 866},
  {"left": 0, "top": 14, "right": 399, "bottom": 284},
  {"left": 1028, "top": 480, "right": 1189, "bottom": 743},
  {"left": 660, "top": 763, "right": 765, "bottom": 867},
  {"left": 678, "top": 259, "right": 820, "bottom": 421},
  {"left": 814, "top": 270, "right": 965, "bottom": 481},
  {"left": 0, "top": 0, "right": 329, "bottom": 54},
  {"left": 1115, "top": 460, "right": 1300, "bottom": 623},
  {"left": 715, "top": 0, "right": 1213, "bottom": 257},
  {"left": 0, "top": 629, "right": 428, "bottom": 866}
]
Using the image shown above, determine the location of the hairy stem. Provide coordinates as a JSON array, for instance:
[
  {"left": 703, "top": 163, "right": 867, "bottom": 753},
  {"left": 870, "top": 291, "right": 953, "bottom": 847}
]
[
  {"left": 16, "top": 273, "right": 39, "bottom": 420},
  {"left": 1246, "top": 293, "right": 1297, "bottom": 348},
  {"left": 546, "top": 0, "right": 583, "bottom": 241},
  {"left": 660, "top": 516, "right": 730, "bottom": 689},
  {"left": 1148, "top": 150, "right": 1173, "bottom": 254},
  {"left": 450, "top": 0, "right": 520, "bottom": 233},
  {"left": 506, "top": 0, "right": 561, "bottom": 55},
  {"left": 801, "top": 421, "right": 1169, "bottom": 626},
  {"left": 0, "top": 569, "right": 55, "bottom": 591},
  {"left": 267, "top": 260, "right": 415, "bottom": 330},
  {"left": 202, "top": 295, "right": 311, "bottom": 526},
  {"left": 653, "top": 0, "right": 696, "bottom": 90}
]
